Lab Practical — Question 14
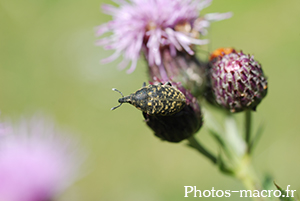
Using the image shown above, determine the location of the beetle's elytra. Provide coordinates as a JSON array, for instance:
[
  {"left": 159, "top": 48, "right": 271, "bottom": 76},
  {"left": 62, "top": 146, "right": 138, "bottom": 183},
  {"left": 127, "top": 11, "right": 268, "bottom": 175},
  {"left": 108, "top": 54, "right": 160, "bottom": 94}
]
[{"left": 111, "top": 82, "right": 186, "bottom": 116}]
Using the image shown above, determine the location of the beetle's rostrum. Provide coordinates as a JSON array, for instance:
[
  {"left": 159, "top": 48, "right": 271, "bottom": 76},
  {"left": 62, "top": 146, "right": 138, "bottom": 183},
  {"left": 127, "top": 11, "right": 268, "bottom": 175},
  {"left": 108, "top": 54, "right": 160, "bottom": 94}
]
[{"left": 111, "top": 82, "right": 186, "bottom": 116}]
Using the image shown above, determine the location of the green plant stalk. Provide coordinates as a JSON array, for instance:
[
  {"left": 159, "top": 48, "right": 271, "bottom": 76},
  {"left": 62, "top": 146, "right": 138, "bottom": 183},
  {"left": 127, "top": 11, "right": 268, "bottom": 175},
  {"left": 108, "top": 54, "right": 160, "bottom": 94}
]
[
  {"left": 245, "top": 110, "right": 252, "bottom": 149},
  {"left": 234, "top": 154, "right": 270, "bottom": 201},
  {"left": 187, "top": 135, "right": 217, "bottom": 164},
  {"left": 188, "top": 137, "right": 270, "bottom": 201},
  {"left": 190, "top": 111, "right": 271, "bottom": 201},
  {"left": 235, "top": 155, "right": 258, "bottom": 189}
]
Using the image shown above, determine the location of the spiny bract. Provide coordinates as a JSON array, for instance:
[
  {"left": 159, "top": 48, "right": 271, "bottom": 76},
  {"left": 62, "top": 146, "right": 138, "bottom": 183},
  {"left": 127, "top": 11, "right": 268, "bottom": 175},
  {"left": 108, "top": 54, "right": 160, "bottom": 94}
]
[{"left": 111, "top": 82, "right": 186, "bottom": 116}]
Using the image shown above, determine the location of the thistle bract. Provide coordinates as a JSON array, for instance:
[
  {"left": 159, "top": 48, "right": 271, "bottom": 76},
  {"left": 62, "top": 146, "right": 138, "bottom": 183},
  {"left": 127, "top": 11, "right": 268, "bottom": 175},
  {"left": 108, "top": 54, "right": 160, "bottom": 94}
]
[
  {"left": 208, "top": 48, "right": 268, "bottom": 112},
  {"left": 143, "top": 80, "right": 202, "bottom": 142}
]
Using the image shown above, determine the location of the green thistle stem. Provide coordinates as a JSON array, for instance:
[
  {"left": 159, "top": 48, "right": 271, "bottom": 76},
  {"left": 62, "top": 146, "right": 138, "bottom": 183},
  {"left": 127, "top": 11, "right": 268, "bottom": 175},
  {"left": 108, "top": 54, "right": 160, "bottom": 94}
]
[
  {"left": 187, "top": 136, "right": 217, "bottom": 164},
  {"left": 235, "top": 157, "right": 257, "bottom": 190},
  {"left": 234, "top": 155, "right": 269, "bottom": 201},
  {"left": 189, "top": 109, "right": 268, "bottom": 200},
  {"left": 245, "top": 110, "right": 252, "bottom": 150}
]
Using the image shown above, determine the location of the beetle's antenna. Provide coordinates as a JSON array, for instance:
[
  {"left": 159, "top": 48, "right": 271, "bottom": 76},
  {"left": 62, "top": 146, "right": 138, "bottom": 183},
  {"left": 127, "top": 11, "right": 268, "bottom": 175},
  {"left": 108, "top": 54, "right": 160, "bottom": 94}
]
[
  {"left": 111, "top": 88, "right": 124, "bottom": 110},
  {"left": 112, "top": 88, "right": 124, "bottom": 97}
]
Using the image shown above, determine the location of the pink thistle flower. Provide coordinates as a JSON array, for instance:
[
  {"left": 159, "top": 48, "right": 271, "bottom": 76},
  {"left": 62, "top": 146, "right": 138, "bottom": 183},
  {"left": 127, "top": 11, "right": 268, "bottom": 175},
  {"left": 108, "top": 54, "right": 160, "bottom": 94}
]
[
  {"left": 96, "top": 0, "right": 232, "bottom": 74},
  {"left": 0, "top": 115, "right": 84, "bottom": 201}
]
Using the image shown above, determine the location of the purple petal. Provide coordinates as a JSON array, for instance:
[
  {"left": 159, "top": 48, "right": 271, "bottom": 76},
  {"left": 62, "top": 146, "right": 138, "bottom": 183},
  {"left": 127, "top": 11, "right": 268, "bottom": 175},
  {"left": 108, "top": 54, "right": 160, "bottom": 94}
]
[
  {"left": 101, "top": 50, "right": 121, "bottom": 63},
  {"left": 126, "top": 59, "right": 138, "bottom": 73}
]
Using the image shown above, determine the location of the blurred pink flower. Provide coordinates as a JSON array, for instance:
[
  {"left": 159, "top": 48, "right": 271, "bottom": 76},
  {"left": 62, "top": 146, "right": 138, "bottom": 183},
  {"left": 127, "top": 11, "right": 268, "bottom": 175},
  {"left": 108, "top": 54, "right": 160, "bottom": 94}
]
[
  {"left": 0, "top": 115, "right": 83, "bottom": 201},
  {"left": 96, "top": 0, "right": 232, "bottom": 73}
]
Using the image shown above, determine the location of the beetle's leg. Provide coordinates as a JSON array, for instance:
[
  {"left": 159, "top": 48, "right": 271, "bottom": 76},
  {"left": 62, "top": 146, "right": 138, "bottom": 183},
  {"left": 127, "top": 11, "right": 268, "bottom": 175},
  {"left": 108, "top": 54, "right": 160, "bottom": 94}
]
[
  {"left": 142, "top": 82, "right": 146, "bottom": 87},
  {"left": 165, "top": 82, "right": 172, "bottom": 86},
  {"left": 158, "top": 82, "right": 163, "bottom": 86}
]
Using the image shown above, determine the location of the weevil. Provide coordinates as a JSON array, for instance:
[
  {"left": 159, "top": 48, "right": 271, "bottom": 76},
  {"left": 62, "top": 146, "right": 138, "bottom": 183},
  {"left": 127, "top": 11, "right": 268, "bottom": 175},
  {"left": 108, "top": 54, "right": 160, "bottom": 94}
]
[{"left": 111, "top": 82, "right": 186, "bottom": 116}]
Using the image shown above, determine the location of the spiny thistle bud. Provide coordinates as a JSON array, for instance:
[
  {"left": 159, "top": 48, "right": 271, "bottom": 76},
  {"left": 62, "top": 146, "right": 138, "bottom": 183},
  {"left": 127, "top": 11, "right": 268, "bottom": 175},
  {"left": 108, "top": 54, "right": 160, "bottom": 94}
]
[
  {"left": 143, "top": 79, "right": 203, "bottom": 142},
  {"left": 207, "top": 48, "right": 268, "bottom": 112}
]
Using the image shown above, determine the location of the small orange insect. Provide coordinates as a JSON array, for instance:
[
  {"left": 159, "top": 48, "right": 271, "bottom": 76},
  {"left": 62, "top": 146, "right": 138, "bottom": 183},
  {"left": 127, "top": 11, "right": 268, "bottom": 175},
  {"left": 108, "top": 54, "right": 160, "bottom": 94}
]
[{"left": 210, "top": 47, "right": 236, "bottom": 61}]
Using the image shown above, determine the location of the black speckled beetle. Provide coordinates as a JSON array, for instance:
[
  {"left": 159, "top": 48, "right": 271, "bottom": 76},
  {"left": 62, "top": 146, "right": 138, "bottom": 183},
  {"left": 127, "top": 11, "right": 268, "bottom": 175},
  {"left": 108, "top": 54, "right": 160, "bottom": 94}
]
[{"left": 111, "top": 82, "right": 186, "bottom": 116}]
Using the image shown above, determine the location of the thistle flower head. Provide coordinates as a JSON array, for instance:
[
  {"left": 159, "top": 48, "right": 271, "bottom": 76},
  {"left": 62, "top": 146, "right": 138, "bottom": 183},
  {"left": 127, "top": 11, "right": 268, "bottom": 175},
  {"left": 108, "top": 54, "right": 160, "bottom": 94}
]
[
  {"left": 143, "top": 78, "right": 203, "bottom": 142},
  {"left": 96, "top": 0, "right": 232, "bottom": 73},
  {"left": 208, "top": 48, "right": 268, "bottom": 112},
  {"left": 0, "top": 115, "right": 83, "bottom": 201}
]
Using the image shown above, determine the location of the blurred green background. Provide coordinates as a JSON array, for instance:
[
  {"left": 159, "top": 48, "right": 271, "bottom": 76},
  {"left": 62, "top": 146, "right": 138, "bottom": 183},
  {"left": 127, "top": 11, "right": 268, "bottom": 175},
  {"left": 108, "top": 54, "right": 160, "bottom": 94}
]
[{"left": 0, "top": 0, "right": 299, "bottom": 200}]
